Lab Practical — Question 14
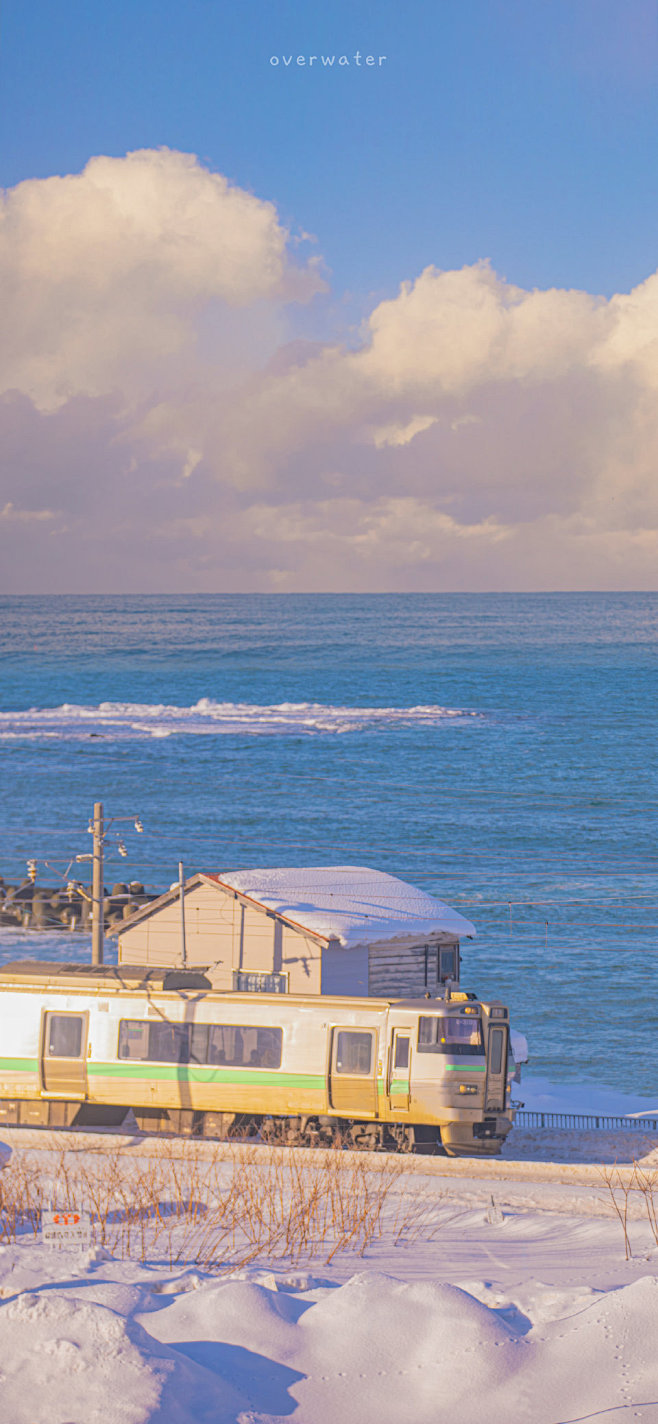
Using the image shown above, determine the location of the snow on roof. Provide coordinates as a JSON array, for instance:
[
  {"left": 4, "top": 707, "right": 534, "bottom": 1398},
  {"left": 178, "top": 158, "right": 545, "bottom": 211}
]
[{"left": 211, "top": 866, "right": 476, "bottom": 947}]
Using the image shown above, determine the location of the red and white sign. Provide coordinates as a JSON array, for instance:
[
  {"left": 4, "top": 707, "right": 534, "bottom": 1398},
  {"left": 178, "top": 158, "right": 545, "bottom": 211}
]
[{"left": 41, "top": 1209, "right": 92, "bottom": 1249}]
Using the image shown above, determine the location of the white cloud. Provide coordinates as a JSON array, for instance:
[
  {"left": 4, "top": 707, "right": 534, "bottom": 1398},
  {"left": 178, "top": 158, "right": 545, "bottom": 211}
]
[
  {"left": 2, "top": 151, "right": 658, "bottom": 590},
  {"left": 0, "top": 502, "right": 58, "bottom": 523},
  {"left": 0, "top": 147, "right": 323, "bottom": 412},
  {"left": 370, "top": 415, "right": 438, "bottom": 448}
]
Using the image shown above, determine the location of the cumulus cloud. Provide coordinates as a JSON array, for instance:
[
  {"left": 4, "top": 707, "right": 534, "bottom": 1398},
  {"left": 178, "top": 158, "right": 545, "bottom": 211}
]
[
  {"left": 2, "top": 148, "right": 658, "bottom": 590},
  {"left": 0, "top": 147, "right": 322, "bottom": 411}
]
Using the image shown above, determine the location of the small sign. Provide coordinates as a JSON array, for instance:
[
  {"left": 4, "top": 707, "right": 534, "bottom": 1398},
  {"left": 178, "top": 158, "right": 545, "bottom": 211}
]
[
  {"left": 233, "top": 971, "right": 287, "bottom": 994},
  {"left": 485, "top": 1195, "right": 504, "bottom": 1226},
  {"left": 41, "top": 1209, "right": 92, "bottom": 1249}
]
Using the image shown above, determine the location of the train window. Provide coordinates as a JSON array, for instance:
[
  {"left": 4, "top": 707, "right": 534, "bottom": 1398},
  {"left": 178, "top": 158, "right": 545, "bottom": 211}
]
[
  {"left": 189, "top": 1025, "right": 210, "bottom": 1064},
  {"left": 394, "top": 1036, "right": 410, "bottom": 1069},
  {"left": 335, "top": 1031, "right": 374, "bottom": 1075},
  {"left": 207, "top": 1025, "right": 282, "bottom": 1069},
  {"left": 418, "top": 1016, "right": 483, "bottom": 1056},
  {"left": 118, "top": 1021, "right": 150, "bottom": 1060},
  {"left": 489, "top": 1028, "right": 504, "bottom": 1075},
  {"left": 118, "top": 1020, "right": 283, "bottom": 1068},
  {"left": 148, "top": 1022, "right": 190, "bottom": 1065},
  {"left": 47, "top": 1014, "right": 83, "bottom": 1058}
]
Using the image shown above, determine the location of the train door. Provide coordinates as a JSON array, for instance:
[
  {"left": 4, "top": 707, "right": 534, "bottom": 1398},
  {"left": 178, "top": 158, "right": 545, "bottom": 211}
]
[
  {"left": 485, "top": 1023, "right": 508, "bottom": 1114},
  {"left": 387, "top": 1031, "right": 410, "bottom": 1110},
  {"left": 41, "top": 1011, "right": 89, "bottom": 1098},
  {"left": 329, "top": 1027, "right": 378, "bottom": 1116}
]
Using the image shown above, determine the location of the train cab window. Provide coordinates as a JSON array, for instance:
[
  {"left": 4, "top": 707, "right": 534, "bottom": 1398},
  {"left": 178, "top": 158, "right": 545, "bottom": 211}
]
[
  {"left": 47, "top": 1014, "right": 83, "bottom": 1058},
  {"left": 418, "top": 1015, "right": 483, "bottom": 1056},
  {"left": 394, "top": 1036, "right": 410, "bottom": 1069},
  {"left": 335, "top": 1031, "right": 374, "bottom": 1075},
  {"left": 489, "top": 1028, "right": 504, "bottom": 1075}
]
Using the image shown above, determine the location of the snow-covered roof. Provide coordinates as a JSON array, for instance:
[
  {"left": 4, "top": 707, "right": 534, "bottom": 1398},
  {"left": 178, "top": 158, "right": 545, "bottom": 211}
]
[{"left": 208, "top": 866, "right": 476, "bottom": 948}]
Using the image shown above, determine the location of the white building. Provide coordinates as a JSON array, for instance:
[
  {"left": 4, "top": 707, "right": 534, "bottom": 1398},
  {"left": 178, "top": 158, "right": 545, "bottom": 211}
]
[{"left": 115, "top": 866, "right": 476, "bottom": 999}]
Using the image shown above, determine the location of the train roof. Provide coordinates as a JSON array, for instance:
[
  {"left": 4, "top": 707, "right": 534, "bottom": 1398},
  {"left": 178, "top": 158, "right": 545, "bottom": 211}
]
[
  {"left": 0, "top": 961, "right": 213, "bottom": 992},
  {"left": 0, "top": 961, "right": 483, "bottom": 1011}
]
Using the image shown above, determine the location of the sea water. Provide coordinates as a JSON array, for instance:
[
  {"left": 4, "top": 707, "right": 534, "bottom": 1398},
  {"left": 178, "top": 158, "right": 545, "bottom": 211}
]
[{"left": 0, "top": 592, "right": 656, "bottom": 1095}]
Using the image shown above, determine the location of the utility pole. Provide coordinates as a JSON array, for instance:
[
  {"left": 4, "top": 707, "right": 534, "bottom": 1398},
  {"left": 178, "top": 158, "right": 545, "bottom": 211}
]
[
  {"left": 91, "top": 801, "right": 104, "bottom": 966},
  {"left": 179, "top": 861, "right": 187, "bottom": 967}
]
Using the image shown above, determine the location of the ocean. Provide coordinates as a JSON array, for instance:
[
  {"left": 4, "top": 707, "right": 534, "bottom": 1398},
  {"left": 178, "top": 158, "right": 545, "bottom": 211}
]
[{"left": 0, "top": 592, "right": 656, "bottom": 1094}]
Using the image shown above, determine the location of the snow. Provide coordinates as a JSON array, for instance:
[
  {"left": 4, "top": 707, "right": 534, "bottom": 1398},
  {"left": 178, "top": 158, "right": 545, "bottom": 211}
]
[
  {"left": 519, "top": 1073, "right": 658, "bottom": 1119},
  {"left": 214, "top": 866, "right": 477, "bottom": 946},
  {"left": 0, "top": 1095, "right": 657, "bottom": 1423},
  {"left": 509, "top": 1029, "right": 528, "bottom": 1064}
]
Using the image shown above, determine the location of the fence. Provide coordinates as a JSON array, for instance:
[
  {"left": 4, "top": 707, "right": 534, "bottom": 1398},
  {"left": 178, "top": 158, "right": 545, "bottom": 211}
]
[{"left": 514, "top": 1110, "right": 658, "bottom": 1132}]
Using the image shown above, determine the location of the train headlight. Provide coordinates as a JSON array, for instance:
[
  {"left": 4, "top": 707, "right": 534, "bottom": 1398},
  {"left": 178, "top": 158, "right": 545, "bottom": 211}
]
[{"left": 458, "top": 1084, "right": 478, "bottom": 1095}]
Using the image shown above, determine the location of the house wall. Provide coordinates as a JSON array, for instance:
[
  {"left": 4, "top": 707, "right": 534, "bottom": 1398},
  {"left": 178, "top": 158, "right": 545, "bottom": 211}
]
[
  {"left": 118, "top": 883, "right": 459, "bottom": 1000},
  {"left": 321, "top": 943, "right": 368, "bottom": 995},
  {"left": 367, "top": 936, "right": 459, "bottom": 998},
  {"left": 117, "top": 882, "right": 236, "bottom": 973},
  {"left": 118, "top": 881, "right": 322, "bottom": 993}
]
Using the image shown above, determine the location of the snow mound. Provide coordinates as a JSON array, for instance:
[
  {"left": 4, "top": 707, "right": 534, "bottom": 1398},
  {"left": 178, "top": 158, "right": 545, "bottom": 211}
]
[
  {"left": 0, "top": 1289, "right": 246, "bottom": 1424},
  {"left": 514, "top": 1275, "right": 658, "bottom": 1422},
  {"left": 141, "top": 1273, "right": 521, "bottom": 1424}
]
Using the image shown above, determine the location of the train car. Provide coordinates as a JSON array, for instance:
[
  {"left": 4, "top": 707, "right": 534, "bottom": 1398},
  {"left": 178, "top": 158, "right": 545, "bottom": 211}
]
[{"left": 0, "top": 962, "right": 514, "bottom": 1155}]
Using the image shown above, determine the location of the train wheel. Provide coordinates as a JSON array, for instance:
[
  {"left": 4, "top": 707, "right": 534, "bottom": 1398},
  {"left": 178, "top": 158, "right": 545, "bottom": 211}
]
[
  {"left": 386, "top": 1124, "right": 414, "bottom": 1152},
  {"left": 348, "top": 1123, "right": 383, "bottom": 1151}
]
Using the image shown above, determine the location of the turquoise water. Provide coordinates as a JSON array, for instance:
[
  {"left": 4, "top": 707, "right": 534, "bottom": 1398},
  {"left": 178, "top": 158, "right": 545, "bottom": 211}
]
[{"left": 0, "top": 593, "right": 656, "bottom": 1093}]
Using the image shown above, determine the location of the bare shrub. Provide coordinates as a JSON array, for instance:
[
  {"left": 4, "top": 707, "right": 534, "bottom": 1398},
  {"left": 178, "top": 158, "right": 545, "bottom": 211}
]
[
  {"left": 630, "top": 1162, "right": 658, "bottom": 1250},
  {"left": 601, "top": 1161, "right": 658, "bottom": 1259},
  {"left": 0, "top": 1142, "right": 442, "bottom": 1270}
]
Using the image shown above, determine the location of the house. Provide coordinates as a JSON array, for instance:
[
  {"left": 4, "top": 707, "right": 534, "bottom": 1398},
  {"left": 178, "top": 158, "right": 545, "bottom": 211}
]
[{"left": 114, "top": 865, "right": 476, "bottom": 998}]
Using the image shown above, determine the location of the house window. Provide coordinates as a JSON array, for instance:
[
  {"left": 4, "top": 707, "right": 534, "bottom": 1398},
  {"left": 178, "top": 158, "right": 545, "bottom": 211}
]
[{"left": 233, "top": 971, "right": 287, "bottom": 993}]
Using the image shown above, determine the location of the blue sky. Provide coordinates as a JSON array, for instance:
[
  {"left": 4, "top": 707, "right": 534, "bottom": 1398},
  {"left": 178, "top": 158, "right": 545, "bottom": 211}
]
[
  {"left": 4, "top": 0, "right": 658, "bottom": 300},
  {"left": 2, "top": 1, "right": 658, "bottom": 592}
]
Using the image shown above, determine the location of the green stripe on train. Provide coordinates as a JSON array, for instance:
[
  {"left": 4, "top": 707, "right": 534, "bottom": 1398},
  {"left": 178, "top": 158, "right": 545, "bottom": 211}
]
[
  {"left": 87, "top": 1061, "right": 326, "bottom": 1089},
  {"left": 444, "top": 1064, "right": 486, "bottom": 1072},
  {"left": 0, "top": 1058, "right": 39, "bottom": 1074}
]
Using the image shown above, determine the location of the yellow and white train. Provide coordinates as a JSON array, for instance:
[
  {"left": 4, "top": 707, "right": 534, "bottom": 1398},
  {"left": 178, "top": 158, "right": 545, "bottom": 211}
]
[{"left": 0, "top": 961, "right": 514, "bottom": 1155}]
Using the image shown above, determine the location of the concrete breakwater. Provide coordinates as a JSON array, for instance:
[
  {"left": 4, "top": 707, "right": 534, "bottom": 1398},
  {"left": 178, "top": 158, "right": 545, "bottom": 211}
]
[{"left": 0, "top": 878, "right": 159, "bottom": 933}]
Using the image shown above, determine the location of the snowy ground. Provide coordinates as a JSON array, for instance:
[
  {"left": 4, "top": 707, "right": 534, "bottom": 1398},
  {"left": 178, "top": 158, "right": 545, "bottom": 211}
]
[{"left": 0, "top": 1087, "right": 657, "bottom": 1424}]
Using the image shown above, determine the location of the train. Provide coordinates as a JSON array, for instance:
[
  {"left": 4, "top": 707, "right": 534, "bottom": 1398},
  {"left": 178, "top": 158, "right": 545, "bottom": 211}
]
[{"left": 0, "top": 960, "right": 515, "bottom": 1155}]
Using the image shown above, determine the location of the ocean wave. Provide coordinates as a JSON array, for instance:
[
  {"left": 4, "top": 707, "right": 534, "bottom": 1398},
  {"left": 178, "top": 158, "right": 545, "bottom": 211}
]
[{"left": 0, "top": 698, "right": 482, "bottom": 740}]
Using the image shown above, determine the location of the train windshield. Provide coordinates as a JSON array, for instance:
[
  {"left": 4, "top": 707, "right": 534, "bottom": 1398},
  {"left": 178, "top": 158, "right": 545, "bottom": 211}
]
[{"left": 417, "top": 1015, "right": 484, "bottom": 1056}]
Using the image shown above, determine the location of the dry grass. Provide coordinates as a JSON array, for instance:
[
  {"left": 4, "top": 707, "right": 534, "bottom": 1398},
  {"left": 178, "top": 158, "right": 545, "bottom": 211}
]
[
  {"left": 601, "top": 1161, "right": 658, "bottom": 1259},
  {"left": 0, "top": 1142, "right": 443, "bottom": 1270}
]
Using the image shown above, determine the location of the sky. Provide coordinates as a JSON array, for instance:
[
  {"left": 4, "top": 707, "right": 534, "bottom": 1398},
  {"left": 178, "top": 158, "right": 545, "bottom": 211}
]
[{"left": 2, "top": 0, "right": 658, "bottom": 591}]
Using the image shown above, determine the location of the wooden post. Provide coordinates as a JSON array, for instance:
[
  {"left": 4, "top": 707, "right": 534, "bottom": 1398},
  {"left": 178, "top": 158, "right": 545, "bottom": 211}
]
[
  {"left": 91, "top": 802, "right": 104, "bottom": 966},
  {"left": 179, "top": 861, "right": 187, "bottom": 967}
]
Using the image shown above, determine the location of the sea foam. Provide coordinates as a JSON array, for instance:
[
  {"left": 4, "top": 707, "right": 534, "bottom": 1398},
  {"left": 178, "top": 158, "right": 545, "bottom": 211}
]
[{"left": 0, "top": 699, "right": 482, "bottom": 740}]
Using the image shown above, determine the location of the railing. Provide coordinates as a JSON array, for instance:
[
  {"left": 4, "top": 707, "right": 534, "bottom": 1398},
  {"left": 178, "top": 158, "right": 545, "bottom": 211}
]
[{"left": 513, "top": 1109, "right": 658, "bottom": 1132}]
